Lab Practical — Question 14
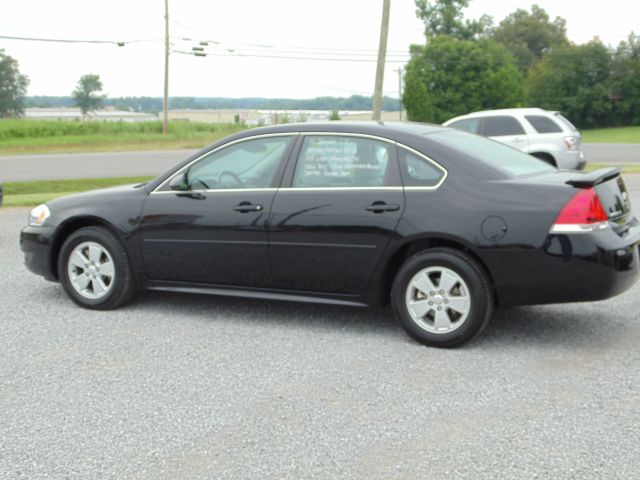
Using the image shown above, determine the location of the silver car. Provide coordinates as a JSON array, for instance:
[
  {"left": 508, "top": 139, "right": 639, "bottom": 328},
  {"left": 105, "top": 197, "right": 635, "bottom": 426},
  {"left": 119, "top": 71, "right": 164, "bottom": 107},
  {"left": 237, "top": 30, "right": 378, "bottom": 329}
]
[{"left": 443, "top": 108, "right": 586, "bottom": 170}]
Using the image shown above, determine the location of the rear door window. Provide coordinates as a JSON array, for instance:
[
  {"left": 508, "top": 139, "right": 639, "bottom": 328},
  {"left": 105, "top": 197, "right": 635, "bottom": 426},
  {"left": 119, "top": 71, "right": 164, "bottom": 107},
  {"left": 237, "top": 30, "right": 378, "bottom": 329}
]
[
  {"left": 525, "top": 115, "right": 563, "bottom": 133},
  {"left": 481, "top": 116, "right": 525, "bottom": 137},
  {"left": 292, "top": 136, "right": 392, "bottom": 188}
]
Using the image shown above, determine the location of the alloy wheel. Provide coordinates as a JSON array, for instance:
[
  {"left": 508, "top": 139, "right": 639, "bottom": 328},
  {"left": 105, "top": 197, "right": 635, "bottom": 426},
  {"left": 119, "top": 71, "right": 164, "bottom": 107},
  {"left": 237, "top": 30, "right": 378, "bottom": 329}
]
[
  {"left": 404, "top": 266, "right": 471, "bottom": 334},
  {"left": 67, "top": 241, "right": 116, "bottom": 300}
]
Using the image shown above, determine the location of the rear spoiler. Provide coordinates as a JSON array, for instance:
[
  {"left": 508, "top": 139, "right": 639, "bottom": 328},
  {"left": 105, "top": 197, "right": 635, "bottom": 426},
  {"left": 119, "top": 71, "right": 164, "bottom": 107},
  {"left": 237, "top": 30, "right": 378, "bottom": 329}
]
[{"left": 565, "top": 167, "right": 622, "bottom": 188}]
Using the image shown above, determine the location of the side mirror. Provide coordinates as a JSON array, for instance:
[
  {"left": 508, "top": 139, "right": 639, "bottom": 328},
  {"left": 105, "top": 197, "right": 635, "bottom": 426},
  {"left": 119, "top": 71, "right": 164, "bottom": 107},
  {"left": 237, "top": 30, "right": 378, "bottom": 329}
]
[{"left": 169, "top": 172, "right": 188, "bottom": 191}]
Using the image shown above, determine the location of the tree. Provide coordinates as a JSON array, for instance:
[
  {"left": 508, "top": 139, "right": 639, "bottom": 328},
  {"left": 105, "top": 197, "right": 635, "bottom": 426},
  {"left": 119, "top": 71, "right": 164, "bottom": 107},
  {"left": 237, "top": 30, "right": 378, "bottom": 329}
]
[
  {"left": 403, "top": 36, "right": 523, "bottom": 123},
  {"left": 72, "top": 74, "right": 105, "bottom": 115},
  {"left": 610, "top": 33, "right": 640, "bottom": 125},
  {"left": 0, "top": 49, "right": 29, "bottom": 117},
  {"left": 415, "top": 0, "right": 492, "bottom": 41},
  {"left": 525, "top": 40, "right": 613, "bottom": 128},
  {"left": 492, "top": 5, "right": 568, "bottom": 74}
]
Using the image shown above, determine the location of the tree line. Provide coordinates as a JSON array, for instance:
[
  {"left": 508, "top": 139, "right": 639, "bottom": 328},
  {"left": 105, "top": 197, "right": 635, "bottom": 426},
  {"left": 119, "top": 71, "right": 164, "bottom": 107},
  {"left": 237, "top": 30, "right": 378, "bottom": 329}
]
[
  {"left": 404, "top": 0, "right": 640, "bottom": 129},
  {"left": 25, "top": 94, "right": 400, "bottom": 114}
]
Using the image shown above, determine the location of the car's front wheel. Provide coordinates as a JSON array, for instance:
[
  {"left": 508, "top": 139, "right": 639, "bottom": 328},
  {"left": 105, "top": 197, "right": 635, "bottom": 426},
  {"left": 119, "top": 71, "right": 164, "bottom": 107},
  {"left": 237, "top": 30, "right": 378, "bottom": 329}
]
[
  {"left": 391, "top": 248, "right": 493, "bottom": 348},
  {"left": 58, "top": 226, "right": 135, "bottom": 310}
]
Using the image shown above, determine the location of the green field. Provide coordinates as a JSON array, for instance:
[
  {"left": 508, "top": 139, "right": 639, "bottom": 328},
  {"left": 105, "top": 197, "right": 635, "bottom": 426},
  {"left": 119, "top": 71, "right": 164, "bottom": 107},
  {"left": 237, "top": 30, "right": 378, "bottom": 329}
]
[
  {"left": 585, "top": 163, "right": 640, "bottom": 173},
  {"left": 3, "top": 176, "right": 154, "bottom": 207},
  {"left": 581, "top": 126, "right": 640, "bottom": 144},
  {"left": 1, "top": 119, "right": 639, "bottom": 156},
  {"left": 0, "top": 120, "right": 246, "bottom": 155}
]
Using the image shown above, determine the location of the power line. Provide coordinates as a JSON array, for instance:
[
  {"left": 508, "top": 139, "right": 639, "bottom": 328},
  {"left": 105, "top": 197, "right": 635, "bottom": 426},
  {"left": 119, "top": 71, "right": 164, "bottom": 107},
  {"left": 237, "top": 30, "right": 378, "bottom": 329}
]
[
  {"left": 0, "top": 34, "right": 161, "bottom": 45},
  {"left": 175, "top": 41, "right": 411, "bottom": 58},
  {"left": 0, "top": 32, "right": 411, "bottom": 59},
  {"left": 172, "top": 49, "right": 408, "bottom": 63}
]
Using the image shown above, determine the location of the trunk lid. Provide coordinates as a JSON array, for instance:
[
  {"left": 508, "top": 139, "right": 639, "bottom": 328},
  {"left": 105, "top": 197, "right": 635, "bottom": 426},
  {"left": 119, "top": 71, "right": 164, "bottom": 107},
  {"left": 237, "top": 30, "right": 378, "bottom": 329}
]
[
  {"left": 513, "top": 167, "right": 633, "bottom": 234},
  {"left": 562, "top": 168, "right": 632, "bottom": 234}
]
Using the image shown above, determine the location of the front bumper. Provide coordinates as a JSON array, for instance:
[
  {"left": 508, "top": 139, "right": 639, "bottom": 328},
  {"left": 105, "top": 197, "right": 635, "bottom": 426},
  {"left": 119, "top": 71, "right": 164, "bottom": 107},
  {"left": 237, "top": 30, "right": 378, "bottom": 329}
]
[{"left": 20, "top": 225, "right": 57, "bottom": 281}]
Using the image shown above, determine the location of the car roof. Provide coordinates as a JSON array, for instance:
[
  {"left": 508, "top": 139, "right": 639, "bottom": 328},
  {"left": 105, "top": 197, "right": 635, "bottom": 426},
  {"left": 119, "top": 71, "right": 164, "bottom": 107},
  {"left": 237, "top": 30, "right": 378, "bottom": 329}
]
[
  {"left": 230, "top": 121, "right": 447, "bottom": 140},
  {"left": 446, "top": 108, "right": 559, "bottom": 122}
]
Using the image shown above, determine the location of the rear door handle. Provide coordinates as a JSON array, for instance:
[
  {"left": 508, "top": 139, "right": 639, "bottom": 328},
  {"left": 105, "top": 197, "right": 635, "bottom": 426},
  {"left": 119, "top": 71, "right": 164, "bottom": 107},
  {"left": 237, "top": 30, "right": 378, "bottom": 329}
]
[
  {"left": 233, "top": 202, "right": 264, "bottom": 213},
  {"left": 366, "top": 202, "right": 400, "bottom": 213}
]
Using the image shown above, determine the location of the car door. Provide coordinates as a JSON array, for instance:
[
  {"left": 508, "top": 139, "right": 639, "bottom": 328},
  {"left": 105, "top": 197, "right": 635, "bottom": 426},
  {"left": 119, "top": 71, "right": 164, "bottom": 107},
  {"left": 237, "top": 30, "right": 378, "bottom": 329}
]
[
  {"left": 481, "top": 115, "right": 529, "bottom": 151},
  {"left": 268, "top": 133, "right": 405, "bottom": 294},
  {"left": 140, "top": 134, "right": 296, "bottom": 287}
]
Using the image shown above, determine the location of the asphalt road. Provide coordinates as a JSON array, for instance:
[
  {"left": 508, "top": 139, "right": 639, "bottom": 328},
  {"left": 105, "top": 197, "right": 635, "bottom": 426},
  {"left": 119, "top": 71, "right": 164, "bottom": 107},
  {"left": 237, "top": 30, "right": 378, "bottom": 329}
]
[
  {"left": 582, "top": 143, "right": 640, "bottom": 164},
  {"left": 1, "top": 178, "right": 639, "bottom": 479},
  {"left": 0, "top": 149, "right": 194, "bottom": 182},
  {"left": 0, "top": 143, "right": 639, "bottom": 182}
]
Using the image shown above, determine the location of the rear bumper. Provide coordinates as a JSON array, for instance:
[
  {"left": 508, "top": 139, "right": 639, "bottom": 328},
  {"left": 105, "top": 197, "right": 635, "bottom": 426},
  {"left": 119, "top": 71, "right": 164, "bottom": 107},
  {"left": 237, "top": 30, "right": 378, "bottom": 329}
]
[
  {"left": 487, "top": 222, "right": 640, "bottom": 306},
  {"left": 20, "top": 225, "right": 57, "bottom": 281},
  {"left": 556, "top": 150, "right": 586, "bottom": 170}
]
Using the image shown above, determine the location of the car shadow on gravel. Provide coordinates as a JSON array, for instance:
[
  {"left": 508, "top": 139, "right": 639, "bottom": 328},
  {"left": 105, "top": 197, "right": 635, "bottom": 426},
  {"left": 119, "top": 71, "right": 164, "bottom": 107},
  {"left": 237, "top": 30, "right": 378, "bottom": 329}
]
[
  {"left": 478, "top": 304, "right": 630, "bottom": 349},
  {"left": 136, "top": 290, "right": 401, "bottom": 335},
  {"left": 131, "top": 290, "right": 627, "bottom": 349}
]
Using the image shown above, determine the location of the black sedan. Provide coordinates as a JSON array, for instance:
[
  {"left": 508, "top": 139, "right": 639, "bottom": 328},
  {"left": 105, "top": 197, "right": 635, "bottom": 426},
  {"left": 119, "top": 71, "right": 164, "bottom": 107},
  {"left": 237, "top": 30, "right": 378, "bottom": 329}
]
[{"left": 20, "top": 122, "right": 640, "bottom": 347}]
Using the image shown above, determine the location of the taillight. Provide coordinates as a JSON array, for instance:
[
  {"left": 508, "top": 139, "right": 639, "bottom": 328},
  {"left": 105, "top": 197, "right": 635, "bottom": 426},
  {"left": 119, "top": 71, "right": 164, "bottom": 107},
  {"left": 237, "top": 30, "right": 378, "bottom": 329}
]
[
  {"left": 550, "top": 188, "right": 609, "bottom": 233},
  {"left": 564, "top": 136, "right": 578, "bottom": 150}
]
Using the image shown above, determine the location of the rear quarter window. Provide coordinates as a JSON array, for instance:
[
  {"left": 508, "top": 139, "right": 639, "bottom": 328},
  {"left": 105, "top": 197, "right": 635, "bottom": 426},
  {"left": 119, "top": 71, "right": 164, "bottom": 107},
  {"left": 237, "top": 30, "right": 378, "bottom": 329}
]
[
  {"left": 554, "top": 113, "right": 578, "bottom": 131},
  {"left": 398, "top": 148, "right": 446, "bottom": 187},
  {"left": 525, "top": 115, "right": 563, "bottom": 133}
]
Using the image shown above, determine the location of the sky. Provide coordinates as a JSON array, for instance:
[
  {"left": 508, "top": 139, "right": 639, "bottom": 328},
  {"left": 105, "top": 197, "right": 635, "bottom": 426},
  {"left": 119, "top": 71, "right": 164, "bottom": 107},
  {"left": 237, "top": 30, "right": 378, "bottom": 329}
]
[{"left": 0, "top": 0, "right": 638, "bottom": 100}]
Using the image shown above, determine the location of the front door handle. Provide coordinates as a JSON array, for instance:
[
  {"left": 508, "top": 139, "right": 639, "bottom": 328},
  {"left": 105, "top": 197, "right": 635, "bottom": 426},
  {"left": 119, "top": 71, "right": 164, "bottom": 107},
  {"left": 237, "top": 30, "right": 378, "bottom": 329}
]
[
  {"left": 366, "top": 202, "right": 400, "bottom": 213},
  {"left": 233, "top": 202, "right": 264, "bottom": 213}
]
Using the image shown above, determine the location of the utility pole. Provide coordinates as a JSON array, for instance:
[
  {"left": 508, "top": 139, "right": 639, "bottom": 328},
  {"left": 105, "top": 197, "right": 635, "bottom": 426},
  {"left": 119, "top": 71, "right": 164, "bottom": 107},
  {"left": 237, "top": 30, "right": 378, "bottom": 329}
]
[
  {"left": 372, "top": 0, "right": 390, "bottom": 121},
  {"left": 395, "top": 67, "right": 403, "bottom": 121},
  {"left": 163, "top": 0, "right": 169, "bottom": 135}
]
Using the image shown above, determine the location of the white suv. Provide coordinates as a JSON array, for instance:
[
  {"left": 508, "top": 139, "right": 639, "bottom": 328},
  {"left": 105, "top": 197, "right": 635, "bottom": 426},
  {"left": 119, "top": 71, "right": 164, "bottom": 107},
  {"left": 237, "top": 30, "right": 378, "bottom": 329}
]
[{"left": 443, "top": 108, "right": 586, "bottom": 170}]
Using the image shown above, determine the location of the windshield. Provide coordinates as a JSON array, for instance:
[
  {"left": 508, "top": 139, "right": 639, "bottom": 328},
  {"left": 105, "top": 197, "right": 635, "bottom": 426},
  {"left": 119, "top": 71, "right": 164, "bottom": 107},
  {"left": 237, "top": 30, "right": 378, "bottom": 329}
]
[{"left": 431, "top": 130, "right": 555, "bottom": 177}]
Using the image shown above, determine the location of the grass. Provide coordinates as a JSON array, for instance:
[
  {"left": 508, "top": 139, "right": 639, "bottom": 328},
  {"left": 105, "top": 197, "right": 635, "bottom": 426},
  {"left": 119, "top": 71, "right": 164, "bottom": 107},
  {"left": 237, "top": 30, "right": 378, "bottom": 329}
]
[
  {"left": 0, "top": 120, "right": 247, "bottom": 155},
  {"left": 581, "top": 126, "right": 640, "bottom": 144},
  {"left": 585, "top": 163, "right": 640, "bottom": 174},
  {"left": 3, "top": 176, "right": 154, "bottom": 207}
]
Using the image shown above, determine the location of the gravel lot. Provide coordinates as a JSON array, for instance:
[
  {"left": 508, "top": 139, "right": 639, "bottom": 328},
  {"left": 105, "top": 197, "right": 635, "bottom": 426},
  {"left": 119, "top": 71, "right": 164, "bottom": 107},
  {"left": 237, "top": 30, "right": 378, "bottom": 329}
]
[{"left": 1, "top": 176, "right": 639, "bottom": 479}]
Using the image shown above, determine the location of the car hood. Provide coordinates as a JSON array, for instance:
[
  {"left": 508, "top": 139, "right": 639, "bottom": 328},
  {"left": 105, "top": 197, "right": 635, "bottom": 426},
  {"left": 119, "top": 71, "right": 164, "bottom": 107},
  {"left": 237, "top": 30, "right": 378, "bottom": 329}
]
[{"left": 47, "top": 183, "right": 146, "bottom": 209}]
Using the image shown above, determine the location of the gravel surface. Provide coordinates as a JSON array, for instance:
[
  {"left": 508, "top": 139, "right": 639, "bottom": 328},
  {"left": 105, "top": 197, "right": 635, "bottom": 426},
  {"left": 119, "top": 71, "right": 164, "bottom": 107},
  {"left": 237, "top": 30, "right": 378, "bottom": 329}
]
[{"left": 1, "top": 176, "right": 639, "bottom": 479}]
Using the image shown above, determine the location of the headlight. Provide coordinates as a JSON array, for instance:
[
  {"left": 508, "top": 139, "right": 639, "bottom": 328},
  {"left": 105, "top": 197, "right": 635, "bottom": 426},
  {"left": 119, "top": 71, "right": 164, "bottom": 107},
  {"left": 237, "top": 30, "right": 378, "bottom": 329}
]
[{"left": 29, "top": 204, "right": 51, "bottom": 226}]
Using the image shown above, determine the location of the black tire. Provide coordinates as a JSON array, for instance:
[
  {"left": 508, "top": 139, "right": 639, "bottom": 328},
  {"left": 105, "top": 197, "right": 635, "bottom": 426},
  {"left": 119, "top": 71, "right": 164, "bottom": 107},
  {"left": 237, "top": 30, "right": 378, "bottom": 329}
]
[
  {"left": 58, "top": 226, "right": 135, "bottom": 310},
  {"left": 530, "top": 152, "right": 556, "bottom": 167},
  {"left": 391, "top": 248, "right": 493, "bottom": 348}
]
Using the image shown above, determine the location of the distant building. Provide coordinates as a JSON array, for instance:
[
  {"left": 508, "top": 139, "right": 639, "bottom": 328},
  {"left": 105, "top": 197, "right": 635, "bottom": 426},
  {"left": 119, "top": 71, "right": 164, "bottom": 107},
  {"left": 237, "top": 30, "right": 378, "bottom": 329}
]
[
  {"left": 24, "top": 108, "right": 158, "bottom": 122},
  {"left": 168, "top": 109, "right": 401, "bottom": 125},
  {"left": 23, "top": 107, "right": 401, "bottom": 124}
]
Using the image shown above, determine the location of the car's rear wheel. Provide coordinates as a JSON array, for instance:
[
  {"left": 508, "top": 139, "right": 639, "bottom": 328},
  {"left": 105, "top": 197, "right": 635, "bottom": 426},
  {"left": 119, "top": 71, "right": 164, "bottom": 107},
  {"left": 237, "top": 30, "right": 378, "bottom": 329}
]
[
  {"left": 391, "top": 248, "right": 493, "bottom": 347},
  {"left": 531, "top": 152, "right": 556, "bottom": 167},
  {"left": 58, "top": 226, "right": 135, "bottom": 310}
]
